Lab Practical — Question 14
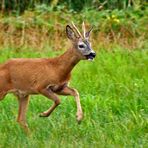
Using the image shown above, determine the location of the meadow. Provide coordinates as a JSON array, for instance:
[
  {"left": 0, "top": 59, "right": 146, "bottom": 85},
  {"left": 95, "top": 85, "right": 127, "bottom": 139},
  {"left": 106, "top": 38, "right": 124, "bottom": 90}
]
[
  {"left": 0, "top": 46, "right": 147, "bottom": 147},
  {"left": 0, "top": 1, "right": 148, "bottom": 147}
]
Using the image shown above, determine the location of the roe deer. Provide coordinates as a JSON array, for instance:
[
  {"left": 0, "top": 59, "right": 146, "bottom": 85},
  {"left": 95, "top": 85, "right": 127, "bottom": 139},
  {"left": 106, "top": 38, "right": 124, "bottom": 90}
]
[{"left": 0, "top": 22, "right": 96, "bottom": 129}]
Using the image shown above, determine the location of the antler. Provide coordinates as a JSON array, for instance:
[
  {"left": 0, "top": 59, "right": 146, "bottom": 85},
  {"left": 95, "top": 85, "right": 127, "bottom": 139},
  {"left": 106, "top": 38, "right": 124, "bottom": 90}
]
[
  {"left": 71, "top": 21, "right": 83, "bottom": 38},
  {"left": 82, "top": 21, "right": 86, "bottom": 38}
]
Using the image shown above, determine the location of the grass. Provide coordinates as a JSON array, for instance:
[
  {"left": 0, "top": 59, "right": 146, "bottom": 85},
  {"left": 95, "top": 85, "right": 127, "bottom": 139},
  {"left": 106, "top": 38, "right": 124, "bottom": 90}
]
[{"left": 0, "top": 46, "right": 148, "bottom": 147}]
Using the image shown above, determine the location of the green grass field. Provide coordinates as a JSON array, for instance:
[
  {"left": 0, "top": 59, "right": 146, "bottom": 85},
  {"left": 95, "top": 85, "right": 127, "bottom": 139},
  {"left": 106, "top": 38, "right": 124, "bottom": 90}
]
[{"left": 0, "top": 47, "right": 147, "bottom": 147}]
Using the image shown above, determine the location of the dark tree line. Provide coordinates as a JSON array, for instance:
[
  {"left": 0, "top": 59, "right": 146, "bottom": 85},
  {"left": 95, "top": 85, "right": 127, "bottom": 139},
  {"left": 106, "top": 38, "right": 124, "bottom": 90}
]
[{"left": 0, "top": 0, "right": 147, "bottom": 14}]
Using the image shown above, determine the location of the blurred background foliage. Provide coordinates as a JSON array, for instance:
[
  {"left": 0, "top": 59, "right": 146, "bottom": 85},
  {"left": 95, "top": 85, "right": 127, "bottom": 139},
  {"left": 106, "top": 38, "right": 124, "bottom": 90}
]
[
  {"left": 0, "top": 0, "right": 147, "bottom": 13},
  {"left": 0, "top": 0, "right": 147, "bottom": 50}
]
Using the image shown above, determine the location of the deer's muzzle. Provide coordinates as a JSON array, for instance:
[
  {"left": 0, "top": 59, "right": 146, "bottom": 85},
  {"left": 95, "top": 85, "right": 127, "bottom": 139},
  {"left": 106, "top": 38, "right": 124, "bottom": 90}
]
[{"left": 85, "top": 52, "right": 96, "bottom": 61}]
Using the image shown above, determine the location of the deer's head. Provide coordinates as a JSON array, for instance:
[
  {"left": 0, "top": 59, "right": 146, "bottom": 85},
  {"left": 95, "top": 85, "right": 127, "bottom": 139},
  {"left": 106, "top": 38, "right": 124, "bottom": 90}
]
[{"left": 66, "top": 22, "right": 96, "bottom": 61}]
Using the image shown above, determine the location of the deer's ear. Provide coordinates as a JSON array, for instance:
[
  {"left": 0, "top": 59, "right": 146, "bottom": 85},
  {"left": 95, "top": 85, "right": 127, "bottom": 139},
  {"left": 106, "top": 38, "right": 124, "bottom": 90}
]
[
  {"left": 85, "top": 27, "right": 93, "bottom": 39},
  {"left": 66, "top": 25, "right": 77, "bottom": 41}
]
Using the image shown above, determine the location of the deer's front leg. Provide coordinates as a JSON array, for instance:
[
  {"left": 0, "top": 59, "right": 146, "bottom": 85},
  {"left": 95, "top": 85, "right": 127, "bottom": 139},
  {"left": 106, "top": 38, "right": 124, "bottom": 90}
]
[
  {"left": 57, "top": 86, "right": 83, "bottom": 123},
  {"left": 39, "top": 88, "right": 61, "bottom": 117}
]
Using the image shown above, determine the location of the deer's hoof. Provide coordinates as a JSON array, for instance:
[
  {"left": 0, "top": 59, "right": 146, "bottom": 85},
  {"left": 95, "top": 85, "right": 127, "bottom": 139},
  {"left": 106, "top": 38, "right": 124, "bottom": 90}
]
[
  {"left": 76, "top": 113, "right": 83, "bottom": 124},
  {"left": 39, "top": 112, "right": 48, "bottom": 117},
  {"left": 17, "top": 121, "right": 30, "bottom": 134}
]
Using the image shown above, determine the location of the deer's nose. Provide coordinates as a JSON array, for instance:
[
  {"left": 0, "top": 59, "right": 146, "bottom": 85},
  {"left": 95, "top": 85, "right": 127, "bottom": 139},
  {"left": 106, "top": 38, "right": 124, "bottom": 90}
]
[{"left": 90, "top": 52, "right": 96, "bottom": 58}]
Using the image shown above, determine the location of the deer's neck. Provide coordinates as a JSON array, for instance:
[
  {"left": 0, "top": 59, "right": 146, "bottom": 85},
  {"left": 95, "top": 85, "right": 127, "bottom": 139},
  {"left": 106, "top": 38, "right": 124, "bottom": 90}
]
[{"left": 57, "top": 48, "right": 80, "bottom": 76}]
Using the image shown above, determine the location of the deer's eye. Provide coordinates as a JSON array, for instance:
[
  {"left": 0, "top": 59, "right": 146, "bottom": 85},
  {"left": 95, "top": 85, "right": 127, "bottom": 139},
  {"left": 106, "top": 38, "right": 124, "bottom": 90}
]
[{"left": 79, "top": 45, "right": 85, "bottom": 48}]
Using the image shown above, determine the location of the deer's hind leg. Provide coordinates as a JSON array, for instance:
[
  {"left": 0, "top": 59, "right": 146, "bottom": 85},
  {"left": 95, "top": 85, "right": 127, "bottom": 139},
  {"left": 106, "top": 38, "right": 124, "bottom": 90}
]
[
  {"left": 0, "top": 83, "right": 9, "bottom": 101},
  {"left": 0, "top": 71, "right": 10, "bottom": 101},
  {"left": 17, "top": 94, "right": 30, "bottom": 130},
  {"left": 0, "top": 90, "right": 7, "bottom": 101}
]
